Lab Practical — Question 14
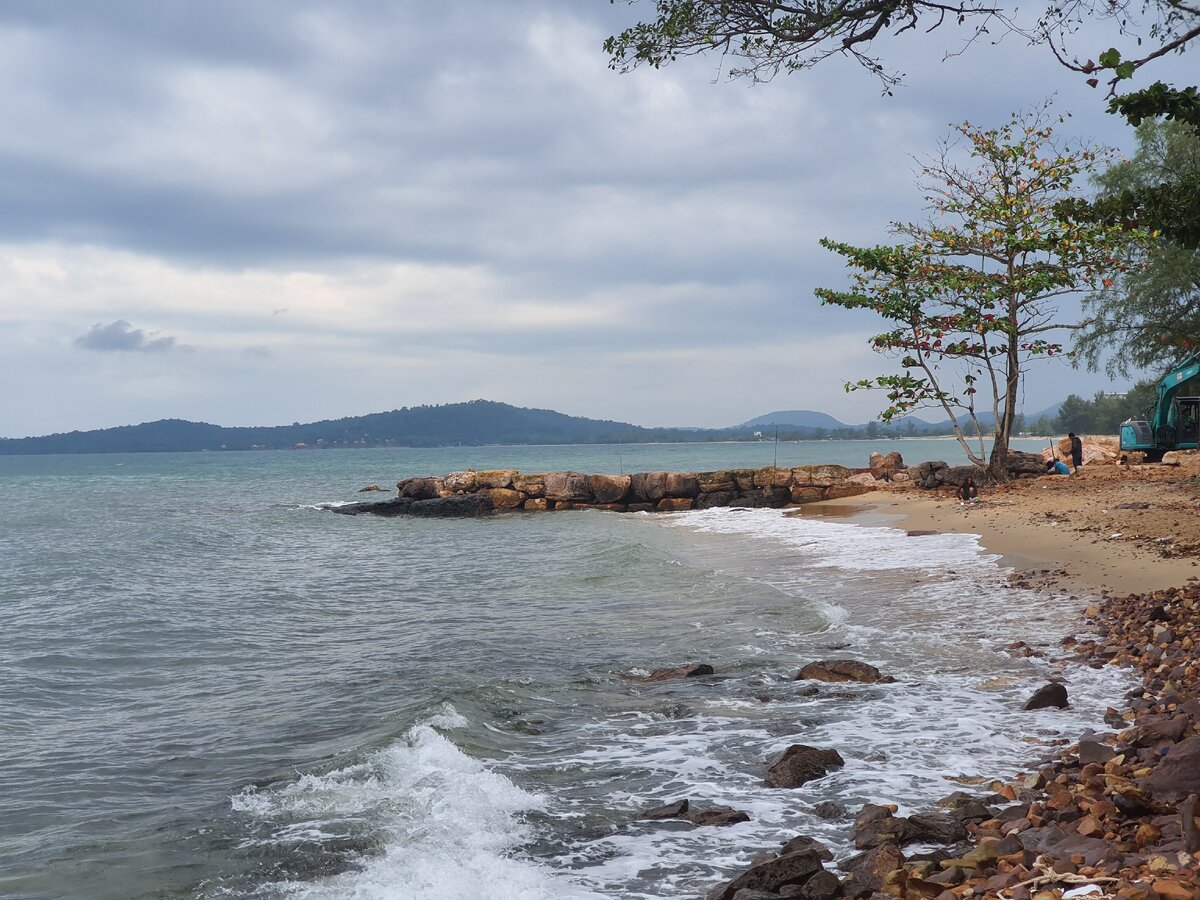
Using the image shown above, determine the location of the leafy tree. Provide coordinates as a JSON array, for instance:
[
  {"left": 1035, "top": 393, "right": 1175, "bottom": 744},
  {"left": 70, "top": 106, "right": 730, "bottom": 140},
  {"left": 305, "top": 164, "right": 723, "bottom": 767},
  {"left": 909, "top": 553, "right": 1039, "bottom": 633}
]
[
  {"left": 1056, "top": 382, "right": 1157, "bottom": 432},
  {"left": 815, "top": 110, "right": 1138, "bottom": 480},
  {"left": 605, "top": 0, "right": 1198, "bottom": 93},
  {"left": 1073, "top": 120, "right": 1200, "bottom": 376}
]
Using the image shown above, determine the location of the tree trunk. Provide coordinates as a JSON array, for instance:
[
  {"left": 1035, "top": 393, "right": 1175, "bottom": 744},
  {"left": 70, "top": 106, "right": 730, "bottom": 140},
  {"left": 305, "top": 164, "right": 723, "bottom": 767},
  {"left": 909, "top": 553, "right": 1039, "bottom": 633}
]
[{"left": 987, "top": 310, "right": 1022, "bottom": 482}]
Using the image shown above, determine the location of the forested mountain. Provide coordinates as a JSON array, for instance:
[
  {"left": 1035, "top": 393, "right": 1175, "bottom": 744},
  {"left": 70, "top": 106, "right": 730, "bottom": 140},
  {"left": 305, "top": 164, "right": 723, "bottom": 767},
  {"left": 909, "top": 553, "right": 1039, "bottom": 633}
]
[
  {"left": 1, "top": 397, "right": 1089, "bottom": 455},
  {"left": 0, "top": 401, "right": 661, "bottom": 454}
]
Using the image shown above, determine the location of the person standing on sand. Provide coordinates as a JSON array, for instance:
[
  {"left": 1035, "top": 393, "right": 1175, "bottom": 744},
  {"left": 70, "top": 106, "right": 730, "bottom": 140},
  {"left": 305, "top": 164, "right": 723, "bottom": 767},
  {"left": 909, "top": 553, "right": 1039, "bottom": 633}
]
[{"left": 1069, "top": 432, "right": 1083, "bottom": 474}]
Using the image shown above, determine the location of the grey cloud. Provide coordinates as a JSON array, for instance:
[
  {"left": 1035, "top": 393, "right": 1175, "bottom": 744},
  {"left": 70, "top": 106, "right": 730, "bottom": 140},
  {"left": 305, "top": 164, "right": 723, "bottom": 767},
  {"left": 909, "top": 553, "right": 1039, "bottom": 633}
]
[{"left": 75, "top": 319, "right": 177, "bottom": 353}]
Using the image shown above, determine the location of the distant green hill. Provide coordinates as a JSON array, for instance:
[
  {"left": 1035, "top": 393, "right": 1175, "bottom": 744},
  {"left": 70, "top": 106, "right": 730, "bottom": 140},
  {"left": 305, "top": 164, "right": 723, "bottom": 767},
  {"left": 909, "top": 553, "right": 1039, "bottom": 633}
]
[
  {"left": 737, "top": 410, "right": 848, "bottom": 430},
  {"left": 0, "top": 401, "right": 670, "bottom": 454},
  {"left": 0, "top": 397, "right": 1069, "bottom": 455}
]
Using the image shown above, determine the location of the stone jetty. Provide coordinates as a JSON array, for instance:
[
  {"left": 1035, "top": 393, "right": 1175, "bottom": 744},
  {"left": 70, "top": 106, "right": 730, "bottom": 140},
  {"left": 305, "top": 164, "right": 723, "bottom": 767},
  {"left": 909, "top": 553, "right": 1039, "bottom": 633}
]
[{"left": 335, "top": 464, "right": 881, "bottom": 517}]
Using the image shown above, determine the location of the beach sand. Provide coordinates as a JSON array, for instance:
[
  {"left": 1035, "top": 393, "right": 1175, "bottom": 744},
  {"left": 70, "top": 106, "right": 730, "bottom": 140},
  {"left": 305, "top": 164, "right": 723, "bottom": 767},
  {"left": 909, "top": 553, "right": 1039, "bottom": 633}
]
[{"left": 794, "top": 463, "right": 1200, "bottom": 596}]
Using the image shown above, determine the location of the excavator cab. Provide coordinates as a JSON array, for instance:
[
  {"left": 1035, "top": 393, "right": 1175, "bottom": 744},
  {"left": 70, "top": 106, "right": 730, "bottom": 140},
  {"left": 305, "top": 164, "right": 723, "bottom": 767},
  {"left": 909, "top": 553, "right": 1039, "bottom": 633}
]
[{"left": 1174, "top": 397, "right": 1200, "bottom": 448}]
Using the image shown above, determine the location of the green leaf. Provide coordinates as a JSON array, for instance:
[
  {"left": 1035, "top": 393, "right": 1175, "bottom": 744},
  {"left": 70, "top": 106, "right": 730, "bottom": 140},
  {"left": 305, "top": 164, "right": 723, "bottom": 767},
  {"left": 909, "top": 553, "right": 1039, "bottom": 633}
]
[{"left": 1098, "top": 48, "right": 1121, "bottom": 68}]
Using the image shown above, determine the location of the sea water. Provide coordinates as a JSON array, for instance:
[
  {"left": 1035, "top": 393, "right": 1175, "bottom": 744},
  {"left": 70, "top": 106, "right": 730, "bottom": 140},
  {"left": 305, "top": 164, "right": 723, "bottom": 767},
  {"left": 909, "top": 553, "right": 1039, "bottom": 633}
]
[{"left": 0, "top": 441, "right": 1126, "bottom": 900}]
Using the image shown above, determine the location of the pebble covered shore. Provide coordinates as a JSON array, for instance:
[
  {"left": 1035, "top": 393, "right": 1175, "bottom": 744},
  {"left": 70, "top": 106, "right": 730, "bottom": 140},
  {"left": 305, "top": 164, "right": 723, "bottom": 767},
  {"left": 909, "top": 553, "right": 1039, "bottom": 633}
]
[{"left": 698, "top": 584, "right": 1200, "bottom": 900}]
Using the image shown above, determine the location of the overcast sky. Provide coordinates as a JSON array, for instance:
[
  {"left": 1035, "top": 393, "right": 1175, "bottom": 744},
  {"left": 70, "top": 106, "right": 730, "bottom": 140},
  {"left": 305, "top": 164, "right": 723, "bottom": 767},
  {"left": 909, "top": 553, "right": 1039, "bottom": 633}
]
[{"left": 0, "top": 1, "right": 1185, "bottom": 437}]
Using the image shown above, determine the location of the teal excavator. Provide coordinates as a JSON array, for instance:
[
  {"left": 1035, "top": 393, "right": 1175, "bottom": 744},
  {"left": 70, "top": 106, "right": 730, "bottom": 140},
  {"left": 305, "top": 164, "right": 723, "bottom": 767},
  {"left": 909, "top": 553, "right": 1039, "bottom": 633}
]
[{"left": 1119, "top": 354, "right": 1200, "bottom": 460}]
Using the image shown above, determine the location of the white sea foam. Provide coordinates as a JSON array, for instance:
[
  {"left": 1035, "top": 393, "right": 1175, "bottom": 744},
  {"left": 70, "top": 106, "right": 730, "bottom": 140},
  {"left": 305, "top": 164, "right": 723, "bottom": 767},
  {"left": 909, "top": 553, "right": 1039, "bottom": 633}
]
[
  {"left": 233, "top": 708, "right": 602, "bottom": 900},
  {"left": 483, "top": 508, "right": 1136, "bottom": 897}
]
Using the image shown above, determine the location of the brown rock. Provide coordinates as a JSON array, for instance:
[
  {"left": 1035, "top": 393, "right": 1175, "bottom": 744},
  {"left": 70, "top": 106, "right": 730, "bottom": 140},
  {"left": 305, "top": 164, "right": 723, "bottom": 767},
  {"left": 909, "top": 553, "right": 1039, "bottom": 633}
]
[
  {"left": 1150, "top": 879, "right": 1197, "bottom": 900},
  {"left": 487, "top": 488, "right": 524, "bottom": 510},
  {"left": 682, "top": 805, "right": 751, "bottom": 826},
  {"left": 869, "top": 450, "right": 905, "bottom": 481},
  {"left": 629, "top": 471, "right": 669, "bottom": 502},
  {"left": 521, "top": 497, "right": 549, "bottom": 511},
  {"left": 809, "top": 464, "right": 851, "bottom": 487},
  {"left": 397, "top": 476, "right": 443, "bottom": 499},
  {"left": 796, "top": 660, "right": 894, "bottom": 684},
  {"left": 792, "top": 869, "right": 843, "bottom": 899},
  {"left": 587, "top": 473, "right": 631, "bottom": 504},
  {"left": 791, "top": 486, "right": 827, "bottom": 504},
  {"left": 764, "top": 745, "right": 845, "bottom": 788},
  {"left": 780, "top": 835, "right": 834, "bottom": 862},
  {"left": 664, "top": 471, "right": 700, "bottom": 497},
  {"left": 544, "top": 472, "right": 592, "bottom": 502},
  {"left": 755, "top": 467, "right": 794, "bottom": 489},
  {"left": 442, "top": 469, "right": 478, "bottom": 492},
  {"left": 906, "top": 813, "right": 969, "bottom": 845},
  {"left": 841, "top": 842, "right": 905, "bottom": 894},
  {"left": 695, "top": 492, "right": 735, "bottom": 509},
  {"left": 698, "top": 471, "right": 737, "bottom": 492},
  {"left": 1022, "top": 683, "right": 1069, "bottom": 710},
  {"left": 1140, "top": 735, "right": 1200, "bottom": 800},
  {"left": 657, "top": 497, "right": 694, "bottom": 512},
  {"left": 511, "top": 473, "right": 546, "bottom": 496},
  {"left": 643, "top": 663, "right": 714, "bottom": 682},
  {"left": 476, "top": 469, "right": 517, "bottom": 489},
  {"left": 705, "top": 850, "right": 824, "bottom": 900},
  {"left": 638, "top": 799, "right": 688, "bottom": 820}
]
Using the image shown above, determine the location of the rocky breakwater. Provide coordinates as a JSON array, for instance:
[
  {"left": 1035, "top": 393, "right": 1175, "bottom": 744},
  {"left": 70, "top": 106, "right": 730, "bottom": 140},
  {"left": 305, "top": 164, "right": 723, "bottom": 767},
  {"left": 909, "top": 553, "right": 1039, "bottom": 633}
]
[
  {"left": 909, "top": 450, "right": 1047, "bottom": 490},
  {"left": 333, "top": 465, "right": 878, "bottom": 517}
]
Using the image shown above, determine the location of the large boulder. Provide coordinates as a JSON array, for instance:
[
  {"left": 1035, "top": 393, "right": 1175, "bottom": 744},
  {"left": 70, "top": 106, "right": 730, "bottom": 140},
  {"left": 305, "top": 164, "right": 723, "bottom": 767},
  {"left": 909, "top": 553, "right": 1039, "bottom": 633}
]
[
  {"left": 512, "top": 473, "right": 546, "bottom": 497},
  {"left": 637, "top": 799, "right": 689, "bottom": 820},
  {"left": 442, "top": 469, "right": 478, "bottom": 493},
  {"left": 629, "top": 471, "right": 669, "bottom": 502},
  {"left": 869, "top": 450, "right": 904, "bottom": 481},
  {"left": 936, "top": 465, "right": 979, "bottom": 488},
  {"left": 544, "top": 472, "right": 592, "bottom": 502},
  {"left": 1139, "top": 734, "right": 1200, "bottom": 801},
  {"left": 764, "top": 745, "right": 845, "bottom": 788},
  {"left": 788, "top": 465, "right": 852, "bottom": 487},
  {"left": 642, "top": 663, "right": 714, "bottom": 682},
  {"left": 695, "top": 491, "right": 735, "bottom": 509},
  {"left": 1042, "top": 435, "right": 1120, "bottom": 467},
  {"left": 754, "top": 467, "right": 794, "bottom": 489},
  {"left": 657, "top": 497, "right": 694, "bottom": 512},
  {"left": 409, "top": 494, "right": 494, "bottom": 517},
  {"left": 681, "top": 805, "right": 750, "bottom": 826},
  {"left": 791, "top": 486, "right": 826, "bottom": 504},
  {"left": 840, "top": 843, "right": 905, "bottom": 895},
  {"left": 795, "top": 660, "right": 894, "bottom": 684},
  {"left": 588, "top": 473, "right": 631, "bottom": 503},
  {"left": 396, "top": 476, "right": 443, "bottom": 500},
  {"left": 486, "top": 488, "right": 524, "bottom": 510},
  {"left": 851, "top": 805, "right": 909, "bottom": 849},
  {"left": 698, "top": 471, "right": 737, "bottom": 492},
  {"left": 705, "top": 850, "right": 824, "bottom": 900},
  {"left": 911, "top": 460, "right": 948, "bottom": 489},
  {"left": 332, "top": 497, "right": 416, "bottom": 517},
  {"left": 476, "top": 469, "right": 518, "bottom": 489},
  {"left": 665, "top": 471, "right": 700, "bottom": 497},
  {"left": 1006, "top": 450, "right": 1047, "bottom": 477},
  {"left": 1022, "top": 682, "right": 1068, "bottom": 710}
]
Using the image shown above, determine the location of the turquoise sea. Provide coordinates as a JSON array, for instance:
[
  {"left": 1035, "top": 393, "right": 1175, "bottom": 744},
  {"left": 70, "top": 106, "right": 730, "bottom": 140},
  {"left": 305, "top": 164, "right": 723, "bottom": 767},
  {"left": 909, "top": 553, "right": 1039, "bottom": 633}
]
[{"left": 0, "top": 440, "right": 1126, "bottom": 899}]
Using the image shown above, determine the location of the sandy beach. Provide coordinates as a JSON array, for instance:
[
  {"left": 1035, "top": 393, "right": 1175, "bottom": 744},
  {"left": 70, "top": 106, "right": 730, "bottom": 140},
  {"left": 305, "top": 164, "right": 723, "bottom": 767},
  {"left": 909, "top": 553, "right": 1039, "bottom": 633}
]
[{"left": 795, "top": 464, "right": 1200, "bottom": 596}]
